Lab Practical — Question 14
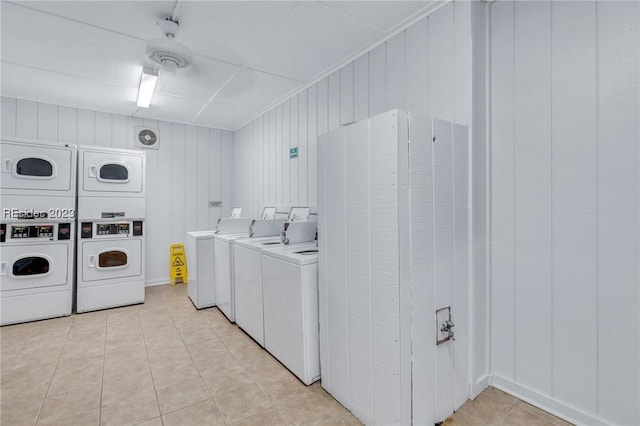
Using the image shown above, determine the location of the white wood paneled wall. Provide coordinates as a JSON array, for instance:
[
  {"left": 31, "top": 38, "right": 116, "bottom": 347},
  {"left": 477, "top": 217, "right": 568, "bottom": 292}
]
[
  {"left": 233, "top": 1, "right": 472, "bottom": 218},
  {"left": 489, "top": 2, "right": 639, "bottom": 425},
  {"left": 1, "top": 96, "right": 234, "bottom": 286}
]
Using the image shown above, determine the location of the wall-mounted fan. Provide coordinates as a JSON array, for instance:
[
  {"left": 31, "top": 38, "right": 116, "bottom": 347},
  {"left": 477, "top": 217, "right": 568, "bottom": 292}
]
[{"left": 135, "top": 127, "right": 160, "bottom": 150}]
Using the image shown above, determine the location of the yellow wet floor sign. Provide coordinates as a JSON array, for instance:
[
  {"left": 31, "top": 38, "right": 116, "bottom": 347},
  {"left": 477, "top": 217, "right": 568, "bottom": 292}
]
[{"left": 170, "top": 244, "right": 188, "bottom": 285}]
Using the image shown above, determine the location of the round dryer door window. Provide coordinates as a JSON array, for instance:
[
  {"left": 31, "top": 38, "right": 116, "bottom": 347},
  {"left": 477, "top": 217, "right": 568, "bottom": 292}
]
[
  {"left": 99, "top": 164, "right": 129, "bottom": 181},
  {"left": 16, "top": 158, "right": 53, "bottom": 177},
  {"left": 13, "top": 256, "right": 50, "bottom": 275},
  {"left": 98, "top": 251, "right": 128, "bottom": 268}
]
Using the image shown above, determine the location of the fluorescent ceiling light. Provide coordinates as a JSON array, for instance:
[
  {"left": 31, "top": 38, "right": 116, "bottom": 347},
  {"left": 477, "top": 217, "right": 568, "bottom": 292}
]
[{"left": 137, "top": 68, "right": 158, "bottom": 108}]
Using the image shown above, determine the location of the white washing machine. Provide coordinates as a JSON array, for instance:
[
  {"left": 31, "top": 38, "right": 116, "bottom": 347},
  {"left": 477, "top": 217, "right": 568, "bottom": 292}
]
[
  {"left": 261, "top": 242, "right": 320, "bottom": 385},
  {"left": 0, "top": 221, "right": 74, "bottom": 325},
  {"left": 233, "top": 236, "right": 285, "bottom": 346},
  {"left": 213, "top": 233, "right": 249, "bottom": 322},
  {"left": 76, "top": 218, "right": 145, "bottom": 312},
  {"left": 185, "top": 230, "right": 217, "bottom": 309}
]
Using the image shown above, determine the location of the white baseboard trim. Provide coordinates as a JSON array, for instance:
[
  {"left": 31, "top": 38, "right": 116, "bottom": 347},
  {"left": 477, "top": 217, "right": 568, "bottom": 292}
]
[
  {"left": 145, "top": 279, "right": 171, "bottom": 287},
  {"left": 492, "top": 375, "right": 607, "bottom": 426},
  {"left": 471, "top": 375, "right": 490, "bottom": 399}
]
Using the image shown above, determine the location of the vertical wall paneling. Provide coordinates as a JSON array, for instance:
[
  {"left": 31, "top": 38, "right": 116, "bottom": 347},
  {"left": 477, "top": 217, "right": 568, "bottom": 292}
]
[
  {"left": 282, "top": 100, "right": 291, "bottom": 208},
  {"left": 37, "top": 102, "right": 57, "bottom": 141},
  {"left": 156, "top": 121, "right": 172, "bottom": 269},
  {"left": 490, "top": 0, "right": 515, "bottom": 383},
  {"left": 196, "top": 127, "right": 210, "bottom": 230},
  {"left": 183, "top": 125, "right": 199, "bottom": 234},
  {"left": 406, "top": 18, "right": 429, "bottom": 116},
  {"left": 328, "top": 71, "right": 341, "bottom": 131},
  {"left": 513, "top": 0, "right": 552, "bottom": 395},
  {"left": 142, "top": 118, "right": 159, "bottom": 284},
  {"left": 307, "top": 85, "right": 318, "bottom": 207},
  {"left": 271, "top": 110, "right": 276, "bottom": 205},
  {"left": 57, "top": 106, "right": 77, "bottom": 144},
  {"left": 340, "top": 62, "right": 355, "bottom": 125},
  {"left": 221, "top": 130, "right": 233, "bottom": 219},
  {"left": 290, "top": 96, "right": 299, "bottom": 205},
  {"left": 110, "top": 114, "right": 128, "bottom": 149},
  {"left": 551, "top": 1, "right": 598, "bottom": 413},
  {"left": 368, "top": 44, "right": 386, "bottom": 116},
  {"left": 94, "top": 112, "right": 112, "bottom": 147},
  {"left": 428, "top": 5, "right": 454, "bottom": 121},
  {"left": 275, "top": 104, "right": 283, "bottom": 206},
  {"left": 454, "top": 1, "right": 472, "bottom": 125},
  {"left": 298, "top": 90, "right": 308, "bottom": 205},
  {"left": 170, "top": 123, "right": 186, "bottom": 244},
  {"left": 1, "top": 97, "right": 17, "bottom": 138},
  {"left": 317, "top": 78, "right": 329, "bottom": 136},
  {"left": 385, "top": 31, "right": 406, "bottom": 111},
  {"left": 596, "top": 2, "right": 640, "bottom": 424},
  {"left": 16, "top": 99, "right": 37, "bottom": 140},
  {"left": 76, "top": 109, "right": 95, "bottom": 144},
  {"left": 353, "top": 55, "right": 369, "bottom": 122},
  {"left": 210, "top": 128, "right": 222, "bottom": 225}
]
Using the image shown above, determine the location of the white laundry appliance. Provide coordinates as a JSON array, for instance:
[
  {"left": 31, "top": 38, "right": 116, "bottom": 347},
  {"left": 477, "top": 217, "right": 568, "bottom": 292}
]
[
  {"left": 0, "top": 220, "right": 74, "bottom": 325},
  {"left": 261, "top": 242, "right": 319, "bottom": 385},
  {"left": 213, "top": 207, "right": 282, "bottom": 323},
  {"left": 1, "top": 139, "right": 77, "bottom": 325},
  {"left": 76, "top": 146, "right": 146, "bottom": 312},
  {"left": 1, "top": 139, "right": 77, "bottom": 217},
  {"left": 185, "top": 230, "right": 217, "bottom": 309}
]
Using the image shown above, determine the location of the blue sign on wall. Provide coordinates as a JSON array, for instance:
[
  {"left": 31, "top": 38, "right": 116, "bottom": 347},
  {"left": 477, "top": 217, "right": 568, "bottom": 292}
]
[{"left": 290, "top": 147, "right": 298, "bottom": 159}]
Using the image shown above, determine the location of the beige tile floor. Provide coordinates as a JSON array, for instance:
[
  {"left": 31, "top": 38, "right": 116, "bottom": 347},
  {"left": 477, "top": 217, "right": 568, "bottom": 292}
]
[{"left": 0, "top": 284, "right": 571, "bottom": 426}]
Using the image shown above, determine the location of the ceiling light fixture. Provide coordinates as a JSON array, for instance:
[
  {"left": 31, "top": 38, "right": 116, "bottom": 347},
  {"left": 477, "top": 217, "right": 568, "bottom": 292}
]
[{"left": 136, "top": 68, "right": 158, "bottom": 108}]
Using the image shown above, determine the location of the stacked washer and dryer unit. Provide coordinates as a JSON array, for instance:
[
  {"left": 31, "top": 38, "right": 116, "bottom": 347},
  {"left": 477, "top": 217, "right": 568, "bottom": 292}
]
[
  {"left": 1, "top": 140, "right": 147, "bottom": 323},
  {"left": 76, "top": 146, "right": 146, "bottom": 312},
  {"left": 0, "top": 140, "right": 77, "bottom": 325}
]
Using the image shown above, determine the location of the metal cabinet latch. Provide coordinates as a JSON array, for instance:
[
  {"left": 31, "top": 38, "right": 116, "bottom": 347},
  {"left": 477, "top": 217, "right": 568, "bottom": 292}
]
[{"left": 436, "top": 306, "right": 455, "bottom": 345}]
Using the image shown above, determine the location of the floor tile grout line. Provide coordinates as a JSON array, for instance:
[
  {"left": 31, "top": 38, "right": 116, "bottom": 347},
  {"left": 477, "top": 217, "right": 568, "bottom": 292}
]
[
  {"left": 32, "top": 318, "right": 73, "bottom": 425},
  {"left": 140, "top": 294, "right": 168, "bottom": 426}
]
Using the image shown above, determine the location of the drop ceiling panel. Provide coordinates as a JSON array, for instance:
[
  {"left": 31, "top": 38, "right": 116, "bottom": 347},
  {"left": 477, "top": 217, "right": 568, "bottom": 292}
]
[
  {"left": 320, "top": 1, "right": 429, "bottom": 31},
  {"left": 133, "top": 94, "right": 204, "bottom": 125},
  {"left": 155, "top": 56, "right": 239, "bottom": 100},
  {"left": 17, "top": 1, "right": 175, "bottom": 41},
  {"left": 214, "top": 69, "right": 300, "bottom": 113},
  {"left": 248, "top": 2, "right": 383, "bottom": 82},
  {"left": 195, "top": 102, "right": 258, "bottom": 130},
  {"left": 177, "top": 1, "right": 299, "bottom": 66},
  {"left": 1, "top": 62, "right": 138, "bottom": 116},
  {"left": 1, "top": 2, "right": 144, "bottom": 87}
]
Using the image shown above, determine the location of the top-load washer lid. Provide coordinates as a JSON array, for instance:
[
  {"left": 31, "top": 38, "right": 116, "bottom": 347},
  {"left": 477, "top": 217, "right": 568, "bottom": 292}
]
[
  {"left": 186, "top": 230, "right": 218, "bottom": 240},
  {"left": 261, "top": 242, "right": 319, "bottom": 266},
  {"left": 213, "top": 233, "right": 251, "bottom": 243},
  {"left": 234, "top": 236, "right": 281, "bottom": 251}
]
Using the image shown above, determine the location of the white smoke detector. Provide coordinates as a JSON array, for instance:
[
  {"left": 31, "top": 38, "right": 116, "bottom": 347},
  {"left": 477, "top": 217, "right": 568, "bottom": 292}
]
[{"left": 145, "top": 17, "right": 192, "bottom": 73}]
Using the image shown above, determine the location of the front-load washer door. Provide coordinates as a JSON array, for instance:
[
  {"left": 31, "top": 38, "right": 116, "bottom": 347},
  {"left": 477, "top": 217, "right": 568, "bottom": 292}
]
[
  {"left": 81, "top": 239, "right": 142, "bottom": 283},
  {"left": 1, "top": 143, "right": 74, "bottom": 193},
  {"left": 0, "top": 243, "right": 70, "bottom": 291},
  {"left": 81, "top": 151, "right": 144, "bottom": 194}
]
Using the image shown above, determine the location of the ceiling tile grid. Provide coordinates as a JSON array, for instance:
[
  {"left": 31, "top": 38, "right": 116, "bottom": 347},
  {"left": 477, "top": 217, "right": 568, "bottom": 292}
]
[{"left": 1, "top": 0, "right": 435, "bottom": 130}]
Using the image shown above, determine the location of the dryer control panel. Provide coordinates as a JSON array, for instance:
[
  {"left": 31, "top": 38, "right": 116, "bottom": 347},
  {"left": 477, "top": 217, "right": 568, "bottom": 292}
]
[
  {"left": 0, "top": 222, "right": 71, "bottom": 243},
  {"left": 81, "top": 221, "right": 143, "bottom": 238}
]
